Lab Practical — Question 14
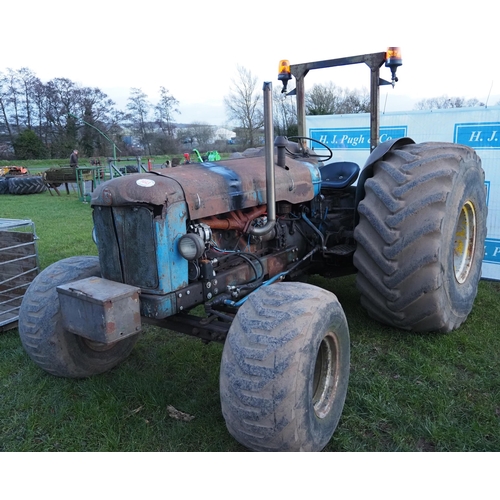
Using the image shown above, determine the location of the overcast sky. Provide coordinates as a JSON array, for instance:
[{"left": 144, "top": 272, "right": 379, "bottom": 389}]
[{"left": 3, "top": 0, "right": 499, "bottom": 126}]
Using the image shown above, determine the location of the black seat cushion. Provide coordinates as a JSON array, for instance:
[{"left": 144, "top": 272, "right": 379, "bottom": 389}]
[{"left": 320, "top": 161, "right": 360, "bottom": 189}]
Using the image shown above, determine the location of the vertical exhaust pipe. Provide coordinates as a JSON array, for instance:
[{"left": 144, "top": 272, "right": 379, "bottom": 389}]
[{"left": 249, "top": 82, "right": 276, "bottom": 237}]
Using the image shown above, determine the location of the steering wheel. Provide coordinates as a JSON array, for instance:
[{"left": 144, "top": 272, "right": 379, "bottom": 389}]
[{"left": 285, "top": 136, "right": 333, "bottom": 162}]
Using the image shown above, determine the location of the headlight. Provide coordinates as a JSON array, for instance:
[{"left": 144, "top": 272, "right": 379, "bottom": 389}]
[{"left": 178, "top": 233, "right": 205, "bottom": 261}]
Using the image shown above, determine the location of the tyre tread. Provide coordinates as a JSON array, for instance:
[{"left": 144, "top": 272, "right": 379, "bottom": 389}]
[
  {"left": 220, "top": 282, "right": 349, "bottom": 451},
  {"left": 354, "top": 142, "right": 486, "bottom": 332},
  {"left": 19, "top": 256, "right": 138, "bottom": 378},
  {"left": 8, "top": 175, "right": 47, "bottom": 195}
]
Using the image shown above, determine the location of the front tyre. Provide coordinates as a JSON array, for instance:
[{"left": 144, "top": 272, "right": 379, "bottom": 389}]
[
  {"left": 354, "top": 142, "right": 487, "bottom": 332},
  {"left": 18, "top": 256, "right": 139, "bottom": 378},
  {"left": 220, "top": 282, "right": 350, "bottom": 452}
]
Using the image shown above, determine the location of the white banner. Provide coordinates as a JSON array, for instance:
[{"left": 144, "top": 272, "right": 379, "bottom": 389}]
[{"left": 307, "top": 106, "right": 500, "bottom": 280}]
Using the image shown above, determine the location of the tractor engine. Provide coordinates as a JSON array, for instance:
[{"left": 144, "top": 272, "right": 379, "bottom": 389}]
[{"left": 90, "top": 155, "right": 328, "bottom": 328}]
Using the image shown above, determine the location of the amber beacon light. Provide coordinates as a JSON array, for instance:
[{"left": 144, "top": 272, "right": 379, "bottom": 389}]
[
  {"left": 385, "top": 47, "right": 402, "bottom": 86},
  {"left": 278, "top": 59, "right": 292, "bottom": 92}
]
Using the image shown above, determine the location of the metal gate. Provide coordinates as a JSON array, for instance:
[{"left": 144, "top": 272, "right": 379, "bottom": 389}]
[{"left": 0, "top": 219, "right": 39, "bottom": 330}]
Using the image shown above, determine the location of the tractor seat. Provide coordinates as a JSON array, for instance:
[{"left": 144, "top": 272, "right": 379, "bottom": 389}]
[{"left": 320, "top": 161, "right": 360, "bottom": 190}]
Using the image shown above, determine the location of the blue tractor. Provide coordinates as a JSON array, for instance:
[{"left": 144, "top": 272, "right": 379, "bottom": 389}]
[{"left": 18, "top": 49, "right": 487, "bottom": 451}]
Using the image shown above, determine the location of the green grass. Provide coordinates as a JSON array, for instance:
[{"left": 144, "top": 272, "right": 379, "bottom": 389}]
[
  {"left": 314, "top": 274, "right": 500, "bottom": 452},
  {"left": 0, "top": 153, "right": 231, "bottom": 175},
  {"left": 1, "top": 190, "right": 96, "bottom": 268},
  {"left": 1, "top": 191, "right": 499, "bottom": 451}
]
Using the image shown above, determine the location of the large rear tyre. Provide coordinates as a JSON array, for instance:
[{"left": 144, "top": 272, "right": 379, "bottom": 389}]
[
  {"left": 18, "top": 256, "right": 139, "bottom": 378},
  {"left": 220, "top": 281, "right": 350, "bottom": 452},
  {"left": 8, "top": 175, "right": 47, "bottom": 194},
  {"left": 354, "top": 142, "right": 487, "bottom": 332}
]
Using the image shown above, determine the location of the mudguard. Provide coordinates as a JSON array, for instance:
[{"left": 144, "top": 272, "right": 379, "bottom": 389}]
[{"left": 354, "top": 137, "right": 416, "bottom": 213}]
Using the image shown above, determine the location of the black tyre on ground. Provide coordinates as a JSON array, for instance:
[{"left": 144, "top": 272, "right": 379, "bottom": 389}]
[
  {"left": 354, "top": 142, "right": 487, "bottom": 333},
  {"left": 119, "top": 165, "right": 138, "bottom": 174},
  {"left": 8, "top": 175, "right": 47, "bottom": 194},
  {"left": 0, "top": 177, "right": 9, "bottom": 194},
  {"left": 18, "top": 256, "right": 139, "bottom": 378},
  {"left": 220, "top": 281, "right": 350, "bottom": 452}
]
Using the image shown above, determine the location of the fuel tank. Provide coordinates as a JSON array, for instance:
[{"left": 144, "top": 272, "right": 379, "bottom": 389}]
[{"left": 91, "top": 156, "right": 321, "bottom": 219}]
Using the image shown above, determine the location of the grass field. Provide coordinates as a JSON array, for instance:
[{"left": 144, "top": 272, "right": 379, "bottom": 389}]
[
  {"left": 0, "top": 154, "right": 221, "bottom": 174},
  {"left": 1, "top": 188, "right": 499, "bottom": 452}
]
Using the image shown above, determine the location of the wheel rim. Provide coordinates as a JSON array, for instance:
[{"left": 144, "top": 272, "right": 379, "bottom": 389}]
[
  {"left": 454, "top": 200, "right": 477, "bottom": 284},
  {"left": 312, "top": 332, "right": 339, "bottom": 419}
]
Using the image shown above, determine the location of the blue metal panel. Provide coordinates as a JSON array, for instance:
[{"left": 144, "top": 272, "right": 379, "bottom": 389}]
[
  {"left": 155, "top": 200, "right": 189, "bottom": 294},
  {"left": 302, "top": 161, "right": 322, "bottom": 197},
  {"left": 140, "top": 291, "right": 178, "bottom": 319}
]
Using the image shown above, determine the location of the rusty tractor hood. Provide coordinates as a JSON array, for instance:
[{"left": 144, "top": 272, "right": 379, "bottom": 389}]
[{"left": 91, "top": 156, "right": 320, "bottom": 219}]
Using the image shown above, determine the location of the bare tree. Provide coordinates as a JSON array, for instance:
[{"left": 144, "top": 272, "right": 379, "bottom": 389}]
[
  {"left": 224, "top": 65, "right": 263, "bottom": 148},
  {"left": 189, "top": 122, "right": 216, "bottom": 150},
  {"left": 0, "top": 68, "right": 41, "bottom": 132},
  {"left": 0, "top": 70, "right": 80, "bottom": 157},
  {"left": 306, "top": 82, "right": 339, "bottom": 115},
  {"left": 44, "top": 77, "right": 82, "bottom": 156},
  {"left": 127, "top": 88, "right": 153, "bottom": 155},
  {"left": 0, "top": 71, "right": 14, "bottom": 144},
  {"left": 4, "top": 69, "right": 23, "bottom": 132},
  {"left": 75, "top": 87, "right": 118, "bottom": 157},
  {"left": 415, "top": 95, "right": 484, "bottom": 110},
  {"left": 155, "top": 86, "right": 179, "bottom": 138},
  {"left": 340, "top": 87, "right": 370, "bottom": 114},
  {"left": 305, "top": 82, "right": 370, "bottom": 115},
  {"left": 106, "top": 108, "right": 131, "bottom": 155},
  {"left": 31, "top": 78, "right": 48, "bottom": 144},
  {"left": 46, "top": 77, "right": 81, "bottom": 116},
  {"left": 0, "top": 68, "right": 131, "bottom": 159},
  {"left": 176, "top": 122, "right": 216, "bottom": 151},
  {"left": 273, "top": 88, "right": 297, "bottom": 137},
  {"left": 17, "top": 67, "right": 41, "bottom": 130}
]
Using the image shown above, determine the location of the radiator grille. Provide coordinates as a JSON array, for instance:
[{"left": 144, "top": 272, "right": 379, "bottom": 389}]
[{"left": 93, "top": 206, "right": 158, "bottom": 289}]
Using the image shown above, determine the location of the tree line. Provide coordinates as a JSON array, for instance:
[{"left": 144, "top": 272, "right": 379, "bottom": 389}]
[
  {"left": 0, "top": 68, "right": 125, "bottom": 160},
  {"left": 0, "top": 68, "right": 223, "bottom": 161},
  {"left": 224, "top": 66, "right": 493, "bottom": 147},
  {"left": 1, "top": 66, "right": 493, "bottom": 161},
  {"left": 223, "top": 66, "right": 373, "bottom": 147}
]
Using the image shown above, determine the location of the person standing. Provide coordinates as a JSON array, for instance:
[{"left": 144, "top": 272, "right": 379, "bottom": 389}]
[{"left": 70, "top": 149, "right": 79, "bottom": 169}]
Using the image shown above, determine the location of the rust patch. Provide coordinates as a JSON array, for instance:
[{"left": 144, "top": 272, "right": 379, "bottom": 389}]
[
  {"left": 91, "top": 157, "right": 318, "bottom": 222},
  {"left": 158, "top": 156, "right": 317, "bottom": 219},
  {"left": 91, "top": 174, "right": 185, "bottom": 207}
]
